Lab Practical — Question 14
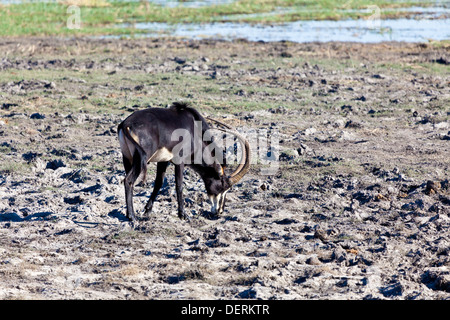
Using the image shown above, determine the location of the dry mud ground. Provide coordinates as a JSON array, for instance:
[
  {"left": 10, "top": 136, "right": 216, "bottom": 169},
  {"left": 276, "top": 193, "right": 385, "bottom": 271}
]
[{"left": 0, "top": 38, "right": 449, "bottom": 300}]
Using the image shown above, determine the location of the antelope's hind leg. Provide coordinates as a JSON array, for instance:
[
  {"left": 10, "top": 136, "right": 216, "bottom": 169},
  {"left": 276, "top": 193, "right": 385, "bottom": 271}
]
[
  {"left": 123, "top": 160, "right": 137, "bottom": 222},
  {"left": 123, "top": 150, "right": 146, "bottom": 222}
]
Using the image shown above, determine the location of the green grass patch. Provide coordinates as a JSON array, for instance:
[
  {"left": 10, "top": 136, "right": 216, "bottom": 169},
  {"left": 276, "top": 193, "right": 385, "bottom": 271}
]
[
  {"left": 373, "top": 61, "right": 450, "bottom": 76},
  {"left": 0, "top": 0, "right": 445, "bottom": 37}
]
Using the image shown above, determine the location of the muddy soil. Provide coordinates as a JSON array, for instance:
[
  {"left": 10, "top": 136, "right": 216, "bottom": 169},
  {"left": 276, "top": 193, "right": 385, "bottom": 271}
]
[{"left": 0, "top": 37, "right": 449, "bottom": 300}]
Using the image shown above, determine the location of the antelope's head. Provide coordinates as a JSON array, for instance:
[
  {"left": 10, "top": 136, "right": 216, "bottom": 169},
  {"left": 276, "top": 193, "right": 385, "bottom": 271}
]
[{"left": 205, "top": 120, "right": 251, "bottom": 215}]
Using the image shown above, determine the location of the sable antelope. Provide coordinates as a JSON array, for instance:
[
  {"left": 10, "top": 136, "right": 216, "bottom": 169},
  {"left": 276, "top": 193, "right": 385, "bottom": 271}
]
[{"left": 117, "top": 102, "right": 251, "bottom": 222}]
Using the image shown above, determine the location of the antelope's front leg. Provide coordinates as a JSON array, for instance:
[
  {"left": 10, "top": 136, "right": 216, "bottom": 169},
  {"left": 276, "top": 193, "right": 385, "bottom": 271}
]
[
  {"left": 144, "top": 161, "right": 169, "bottom": 218},
  {"left": 174, "top": 163, "right": 190, "bottom": 221}
]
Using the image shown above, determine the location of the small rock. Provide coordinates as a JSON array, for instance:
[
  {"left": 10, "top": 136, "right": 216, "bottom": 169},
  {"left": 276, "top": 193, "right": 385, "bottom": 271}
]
[
  {"left": 332, "top": 119, "right": 346, "bottom": 128},
  {"left": 78, "top": 183, "right": 103, "bottom": 195},
  {"left": 339, "top": 130, "right": 357, "bottom": 141},
  {"left": 297, "top": 143, "right": 313, "bottom": 156},
  {"left": 275, "top": 218, "right": 297, "bottom": 225},
  {"left": 269, "top": 106, "right": 288, "bottom": 114},
  {"left": 314, "top": 229, "right": 328, "bottom": 242},
  {"left": 280, "top": 51, "right": 293, "bottom": 58},
  {"left": 306, "top": 256, "right": 322, "bottom": 265},
  {"left": 425, "top": 180, "right": 441, "bottom": 195},
  {"left": 434, "top": 122, "right": 449, "bottom": 130},
  {"left": 341, "top": 104, "right": 353, "bottom": 112},
  {"left": 30, "top": 113, "right": 45, "bottom": 120},
  {"left": 332, "top": 247, "right": 348, "bottom": 264},
  {"left": 279, "top": 149, "right": 299, "bottom": 161},
  {"left": 54, "top": 229, "right": 73, "bottom": 236},
  {"left": 173, "top": 57, "right": 186, "bottom": 64},
  {"left": 372, "top": 74, "right": 386, "bottom": 79},
  {"left": 210, "top": 71, "right": 221, "bottom": 79},
  {"left": 380, "top": 281, "right": 403, "bottom": 297},
  {"left": 22, "top": 152, "right": 41, "bottom": 163},
  {"left": 345, "top": 120, "right": 362, "bottom": 129},
  {"left": 422, "top": 268, "right": 450, "bottom": 292},
  {"left": 433, "top": 57, "right": 449, "bottom": 65},
  {"left": 259, "top": 183, "right": 270, "bottom": 191},
  {"left": 237, "top": 284, "right": 271, "bottom": 299},
  {"left": 1, "top": 103, "right": 19, "bottom": 110},
  {"left": 439, "top": 194, "right": 450, "bottom": 205},
  {"left": 44, "top": 81, "right": 56, "bottom": 89},
  {"left": 238, "top": 288, "right": 257, "bottom": 299},
  {"left": 46, "top": 159, "right": 66, "bottom": 170},
  {"left": 61, "top": 169, "right": 90, "bottom": 184},
  {"left": 303, "top": 127, "right": 317, "bottom": 136}
]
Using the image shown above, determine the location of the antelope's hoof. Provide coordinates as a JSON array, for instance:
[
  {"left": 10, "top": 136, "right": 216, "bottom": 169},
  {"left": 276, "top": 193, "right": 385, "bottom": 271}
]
[
  {"left": 143, "top": 209, "right": 152, "bottom": 219},
  {"left": 126, "top": 214, "right": 136, "bottom": 223},
  {"left": 144, "top": 203, "right": 153, "bottom": 215},
  {"left": 178, "top": 211, "right": 191, "bottom": 222}
]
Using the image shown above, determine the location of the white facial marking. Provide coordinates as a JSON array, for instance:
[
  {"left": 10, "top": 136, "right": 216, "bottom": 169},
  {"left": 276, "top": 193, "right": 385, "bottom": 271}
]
[
  {"left": 209, "top": 194, "right": 221, "bottom": 214},
  {"left": 210, "top": 190, "right": 229, "bottom": 215},
  {"left": 219, "top": 190, "right": 229, "bottom": 213}
]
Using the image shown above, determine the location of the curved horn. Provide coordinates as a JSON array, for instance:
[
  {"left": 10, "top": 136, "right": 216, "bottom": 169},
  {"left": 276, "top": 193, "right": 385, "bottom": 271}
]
[
  {"left": 214, "top": 126, "right": 251, "bottom": 186},
  {"left": 206, "top": 116, "right": 233, "bottom": 130}
]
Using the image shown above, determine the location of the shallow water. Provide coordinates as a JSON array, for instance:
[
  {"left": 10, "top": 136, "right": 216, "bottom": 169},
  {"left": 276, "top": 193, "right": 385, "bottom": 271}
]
[
  {"left": 1, "top": 1, "right": 449, "bottom": 42},
  {"left": 130, "top": 18, "right": 450, "bottom": 43}
]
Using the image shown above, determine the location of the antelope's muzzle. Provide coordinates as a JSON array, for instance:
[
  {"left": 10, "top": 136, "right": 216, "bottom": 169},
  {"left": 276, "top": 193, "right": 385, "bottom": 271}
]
[{"left": 209, "top": 191, "right": 228, "bottom": 215}]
